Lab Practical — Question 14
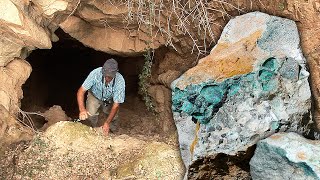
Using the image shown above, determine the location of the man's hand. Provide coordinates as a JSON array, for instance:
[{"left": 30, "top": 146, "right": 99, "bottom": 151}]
[
  {"left": 77, "top": 86, "right": 88, "bottom": 120},
  {"left": 79, "top": 111, "right": 89, "bottom": 120},
  {"left": 102, "top": 123, "right": 110, "bottom": 136}
]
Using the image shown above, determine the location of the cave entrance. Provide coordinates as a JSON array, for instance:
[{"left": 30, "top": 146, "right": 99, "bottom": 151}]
[{"left": 21, "top": 28, "right": 158, "bottom": 135}]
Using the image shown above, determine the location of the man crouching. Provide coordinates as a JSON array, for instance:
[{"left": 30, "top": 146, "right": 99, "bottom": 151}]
[{"left": 77, "top": 58, "right": 125, "bottom": 135}]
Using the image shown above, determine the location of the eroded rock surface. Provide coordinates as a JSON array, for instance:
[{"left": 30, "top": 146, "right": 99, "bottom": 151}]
[
  {"left": 0, "top": 105, "right": 34, "bottom": 152},
  {"left": 171, "top": 11, "right": 311, "bottom": 172},
  {"left": 250, "top": 132, "right": 320, "bottom": 180},
  {"left": 0, "top": 0, "right": 53, "bottom": 66},
  {"left": 0, "top": 59, "right": 32, "bottom": 114}
]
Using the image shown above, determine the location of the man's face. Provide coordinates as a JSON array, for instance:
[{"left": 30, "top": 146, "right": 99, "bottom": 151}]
[{"left": 105, "top": 76, "right": 113, "bottom": 84}]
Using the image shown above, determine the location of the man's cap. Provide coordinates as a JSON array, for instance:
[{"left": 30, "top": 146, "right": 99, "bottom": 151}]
[{"left": 102, "top": 58, "right": 118, "bottom": 78}]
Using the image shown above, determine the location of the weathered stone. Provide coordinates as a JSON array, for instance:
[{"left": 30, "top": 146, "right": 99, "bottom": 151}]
[
  {"left": 41, "top": 105, "right": 71, "bottom": 130},
  {"left": 0, "top": 58, "right": 32, "bottom": 114},
  {"left": 0, "top": 0, "right": 21, "bottom": 25},
  {"left": 0, "top": 36, "right": 23, "bottom": 66},
  {"left": 0, "top": 105, "right": 34, "bottom": 152},
  {"left": 148, "top": 85, "right": 176, "bottom": 133},
  {"left": 250, "top": 132, "right": 320, "bottom": 180},
  {"left": 76, "top": 1, "right": 128, "bottom": 27},
  {"left": 59, "top": 15, "right": 149, "bottom": 56},
  {"left": 173, "top": 113, "right": 197, "bottom": 168},
  {"left": 158, "top": 70, "right": 182, "bottom": 88},
  {"left": 60, "top": 0, "right": 170, "bottom": 56},
  {"left": 171, "top": 12, "right": 311, "bottom": 170},
  {"left": 0, "top": 0, "right": 52, "bottom": 66},
  {"left": 32, "top": 0, "right": 69, "bottom": 17}
]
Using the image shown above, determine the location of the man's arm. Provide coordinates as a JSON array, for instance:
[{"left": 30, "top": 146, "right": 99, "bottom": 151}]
[
  {"left": 102, "top": 102, "right": 120, "bottom": 134},
  {"left": 77, "top": 86, "right": 88, "bottom": 120}
]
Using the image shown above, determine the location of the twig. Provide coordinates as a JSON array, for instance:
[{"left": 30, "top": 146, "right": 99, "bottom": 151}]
[
  {"left": 67, "top": 0, "right": 80, "bottom": 19},
  {"left": 17, "top": 107, "right": 44, "bottom": 133},
  {"left": 116, "top": 0, "right": 244, "bottom": 56}
]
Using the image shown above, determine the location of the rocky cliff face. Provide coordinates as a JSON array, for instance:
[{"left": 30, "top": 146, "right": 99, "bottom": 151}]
[
  {"left": 0, "top": 0, "right": 79, "bottom": 148},
  {"left": 0, "top": 0, "right": 319, "bottom": 156}
]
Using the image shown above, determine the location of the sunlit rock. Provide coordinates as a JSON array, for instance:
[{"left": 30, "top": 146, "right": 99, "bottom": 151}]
[
  {"left": 32, "top": 0, "right": 69, "bottom": 17},
  {"left": 59, "top": 15, "right": 163, "bottom": 56},
  {"left": 59, "top": 1, "right": 166, "bottom": 56},
  {"left": 171, "top": 11, "right": 311, "bottom": 171},
  {"left": 250, "top": 132, "right": 320, "bottom": 180},
  {"left": 0, "top": 0, "right": 52, "bottom": 66}
]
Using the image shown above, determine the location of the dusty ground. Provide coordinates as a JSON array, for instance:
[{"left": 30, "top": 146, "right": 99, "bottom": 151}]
[
  {"left": 0, "top": 95, "right": 183, "bottom": 180},
  {"left": 110, "top": 95, "right": 164, "bottom": 136},
  {"left": 0, "top": 121, "right": 184, "bottom": 180},
  {"left": 23, "top": 94, "right": 169, "bottom": 137}
]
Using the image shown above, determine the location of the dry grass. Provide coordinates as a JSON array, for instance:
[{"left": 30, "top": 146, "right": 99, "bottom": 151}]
[
  {"left": 104, "top": 0, "right": 252, "bottom": 56},
  {"left": 17, "top": 107, "right": 44, "bottom": 133}
]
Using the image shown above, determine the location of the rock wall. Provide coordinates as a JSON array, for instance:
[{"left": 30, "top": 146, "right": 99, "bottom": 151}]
[
  {"left": 0, "top": 0, "right": 52, "bottom": 66},
  {"left": 0, "top": 0, "right": 319, "bottom": 149},
  {"left": 0, "top": 0, "right": 77, "bottom": 147},
  {"left": 171, "top": 11, "right": 312, "bottom": 176},
  {"left": 0, "top": 59, "right": 34, "bottom": 149},
  {"left": 0, "top": 104, "right": 33, "bottom": 153},
  {"left": 0, "top": 59, "right": 32, "bottom": 113}
]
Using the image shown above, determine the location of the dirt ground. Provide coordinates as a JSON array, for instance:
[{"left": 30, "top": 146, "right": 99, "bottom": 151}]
[
  {"left": 0, "top": 121, "right": 184, "bottom": 179},
  {"left": 21, "top": 93, "right": 173, "bottom": 138},
  {"left": 0, "top": 94, "right": 182, "bottom": 179}
]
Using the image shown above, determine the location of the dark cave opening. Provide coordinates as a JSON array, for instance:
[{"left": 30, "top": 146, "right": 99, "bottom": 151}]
[{"left": 21, "top": 28, "right": 146, "bottom": 128}]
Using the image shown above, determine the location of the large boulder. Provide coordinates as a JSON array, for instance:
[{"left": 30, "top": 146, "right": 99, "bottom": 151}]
[
  {"left": 171, "top": 11, "right": 311, "bottom": 171},
  {"left": 250, "top": 132, "right": 320, "bottom": 180}
]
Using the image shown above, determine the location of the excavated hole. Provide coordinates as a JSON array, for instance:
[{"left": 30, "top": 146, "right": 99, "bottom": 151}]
[
  {"left": 187, "top": 146, "right": 256, "bottom": 180},
  {"left": 21, "top": 28, "right": 159, "bottom": 135}
]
